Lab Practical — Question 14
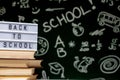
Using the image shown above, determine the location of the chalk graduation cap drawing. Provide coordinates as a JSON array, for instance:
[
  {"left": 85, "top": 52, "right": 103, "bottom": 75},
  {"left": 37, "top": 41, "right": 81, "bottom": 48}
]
[{"left": 48, "top": 62, "right": 65, "bottom": 78}]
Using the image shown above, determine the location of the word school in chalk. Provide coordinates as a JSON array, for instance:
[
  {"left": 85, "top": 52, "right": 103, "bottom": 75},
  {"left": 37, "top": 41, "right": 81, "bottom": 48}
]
[{"left": 43, "top": 5, "right": 94, "bottom": 32}]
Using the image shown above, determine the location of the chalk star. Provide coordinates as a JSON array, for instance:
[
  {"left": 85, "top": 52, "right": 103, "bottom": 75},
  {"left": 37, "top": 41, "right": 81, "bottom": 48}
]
[{"left": 68, "top": 41, "right": 76, "bottom": 48}]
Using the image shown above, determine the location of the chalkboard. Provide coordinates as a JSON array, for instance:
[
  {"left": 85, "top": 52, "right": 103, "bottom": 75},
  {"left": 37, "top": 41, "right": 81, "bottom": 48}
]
[{"left": 0, "top": 0, "right": 120, "bottom": 79}]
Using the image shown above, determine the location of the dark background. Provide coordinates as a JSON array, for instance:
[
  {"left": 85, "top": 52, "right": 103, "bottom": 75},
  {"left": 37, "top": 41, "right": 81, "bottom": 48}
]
[{"left": 0, "top": 0, "right": 120, "bottom": 79}]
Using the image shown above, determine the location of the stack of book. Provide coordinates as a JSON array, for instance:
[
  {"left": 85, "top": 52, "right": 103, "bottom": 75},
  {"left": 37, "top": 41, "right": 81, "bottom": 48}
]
[{"left": 0, "top": 21, "right": 42, "bottom": 80}]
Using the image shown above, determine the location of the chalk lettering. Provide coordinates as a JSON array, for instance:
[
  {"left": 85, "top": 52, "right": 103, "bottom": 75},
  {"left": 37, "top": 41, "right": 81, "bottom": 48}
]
[
  {"left": 43, "top": 6, "right": 92, "bottom": 33},
  {"left": 56, "top": 14, "right": 68, "bottom": 26},
  {"left": 54, "top": 35, "right": 65, "bottom": 48}
]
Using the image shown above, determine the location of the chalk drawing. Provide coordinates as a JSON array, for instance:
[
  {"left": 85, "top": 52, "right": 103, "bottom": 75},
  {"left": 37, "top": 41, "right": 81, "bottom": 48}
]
[
  {"left": 68, "top": 41, "right": 76, "bottom": 48},
  {"left": 97, "top": 11, "right": 120, "bottom": 33},
  {"left": 118, "top": 5, "right": 120, "bottom": 11},
  {"left": 89, "top": 28, "right": 105, "bottom": 36},
  {"left": 41, "top": 70, "right": 49, "bottom": 79},
  {"left": 0, "top": 7, "right": 6, "bottom": 15},
  {"left": 54, "top": 35, "right": 65, "bottom": 48},
  {"left": 49, "top": 0, "right": 67, "bottom": 4},
  {"left": 49, "top": 62, "right": 65, "bottom": 78},
  {"left": 108, "top": 38, "right": 118, "bottom": 50},
  {"left": 79, "top": 41, "right": 90, "bottom": 52},
  {"left": 32, "top": 19, "right": 39, "bottom": 23},
  {"left": 57, "top": 47, "right": 67, "bottom": 58},
  {"left": 99, "top": 55, "right": 120, "bottom": 74},
  {"left": 72, "top": 23, "right": 84, "bottom": 37},
  {"left": 90, "top": 77, "right": 106, "bottom": 80},
  {"left": 45, "top": 8, "right": 65, "bottom": 12},
  {"left": 18, "top": 15, "right": 25, "bottom": 22},
  {"left": 73, "top": 56, "right": 94, "bottom": 73},
  {"left": 96, "top": 40, "right": 102, "bottom": 51},
  {"left": 35, "top": 36, "right": 49, "bottom": 56},
  {"left": 88, "top": 0, "right": 96, "bottom": 10},
  {"left": 32, "top": 7, "right": 40, "bottom": 14},
  {"left": 20, "top": 0, "right": 30, "bottom": 8}
]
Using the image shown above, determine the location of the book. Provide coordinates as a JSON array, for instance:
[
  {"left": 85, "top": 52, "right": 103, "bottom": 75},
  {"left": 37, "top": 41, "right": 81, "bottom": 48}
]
[
  {"left": 0, "top": 68, "right": 35, "bottom": 76},
  {"left": 0, "top": 50, "right": 35, "bottom": 59},
  {"left": 0, "top": 59, "right": 43, "bottom": 68},
  {"left": 0, "top": 75, "right": 37, "bottom": 80}
]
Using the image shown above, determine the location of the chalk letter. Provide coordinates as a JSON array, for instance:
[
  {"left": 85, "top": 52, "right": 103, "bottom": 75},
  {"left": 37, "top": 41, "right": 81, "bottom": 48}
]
[
  {"left": 73, "top": 7, "right": 82, "bottom": 19},
  {"left": 43, "top": 22, "right": 52, "bottom": 33},
  {"left": 54, "top": 35, "right": 65, "bottom": 48},
  {"left": 56, "top": 14, "right": 67, "bottom": 26},
  {"left": 50, "top": 18, "right": 59, "bottom": 28},
  {"left": 65, "top": 11, "right": 75, "bottom": 23}
]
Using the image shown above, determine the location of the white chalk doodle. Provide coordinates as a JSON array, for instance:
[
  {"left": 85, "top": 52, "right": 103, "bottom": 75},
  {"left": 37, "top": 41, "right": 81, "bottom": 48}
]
[
  {"left": 101, "top": 0, "right": 114, "bottom": 6},
  {"left": 90, "top": 77, "right": 106, "bottom": 80},
  {"left": 32, "top": 19, "right": 39, "bottom": 23},
  {"left": 96, "top": 40, "right": 102, "bottom": 51},
  {"left": 0, "top": 7, "right": 6, "bottom": 15},
  {"left": 49, "top": 0, "right": 67, "bottom": 4},
  {"left": 73, "top": 56, "right": 94, "bottom": 73},
  {"left": 108, "top": 38, "right": 118, "bottom": 50},
  {"left": 32, "top": 7, "right": 40, "bottom": 14},
  {"left": 35, "top": 36, "right": 49, "bottom": 56},
  {"left": 18, "top": 15, "right": 25, "bottom": 22},
  {"left": 57, "top": 47, "right": 67, "bottom": 58},
  {"left": 91, "top": 44, "right": 96, "bottom": 47},
  {"left": 118, "top": 5, "right": 120, "bottom": 11},
  {"left": 54, "top": 35, "right": 67, "bottom": 58},
  {"left": 54, "top": 35, "right": 65, "bottom": 48},
  {"left": 45, "top": 8, "right": 65, "bottom": 12},
  {"left": 99, "top": 55, "right": 120, "bottom": 74},
  {"left": 68, "top": 41, "right": 76, "bottom": 48},
  {"left": 89, "top": 28, "right": 105, "bottom": 36},
  {"left": 79, "top": 41, "right": 90, "bottom": 52},
  {"left": 97, "top": 11, "right": 120, "bottom": 33},
  {"left": 20, "top": 0, "right": 30, "bottom": 8},
  {"left": 71, "top": 23, "right": 84, "bottom": 37},
  {"left": 12, "top": 0, "right": 30, "bottom": 8},
  {"left": 88, "top": 0, "right": 96, "bottom": 10},
  {"left": 49, "top": 62, "right": 65, "bottom": 78},
  {"left": 41, "top": 70, "right": 49, "bottom": 79}
]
